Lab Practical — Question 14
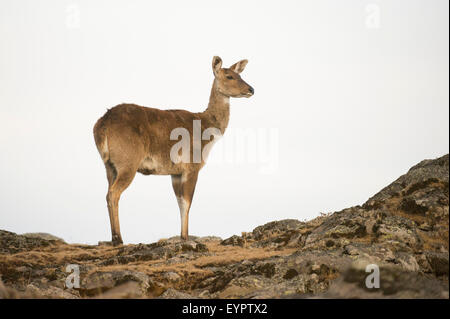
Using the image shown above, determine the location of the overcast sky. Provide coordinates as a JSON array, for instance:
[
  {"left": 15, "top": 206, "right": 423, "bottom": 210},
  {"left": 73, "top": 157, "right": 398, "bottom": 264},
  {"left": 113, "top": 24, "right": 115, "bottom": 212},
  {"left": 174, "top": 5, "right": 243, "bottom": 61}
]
[{"left": 0, "top": 0, "right": 448, "bottom": 244}]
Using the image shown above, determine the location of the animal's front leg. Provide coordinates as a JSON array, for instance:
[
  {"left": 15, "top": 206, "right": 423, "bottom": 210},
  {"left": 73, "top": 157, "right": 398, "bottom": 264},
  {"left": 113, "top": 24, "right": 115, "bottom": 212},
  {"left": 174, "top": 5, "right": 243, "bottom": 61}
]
[{"left": 171, "top": 170, "right": 199, "bottom": 240}]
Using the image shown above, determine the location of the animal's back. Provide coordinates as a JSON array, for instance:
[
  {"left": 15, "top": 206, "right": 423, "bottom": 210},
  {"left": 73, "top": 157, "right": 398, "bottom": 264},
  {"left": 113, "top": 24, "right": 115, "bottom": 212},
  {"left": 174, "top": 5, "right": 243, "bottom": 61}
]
[{"left": 93, "top": 104, "right": 204, "bottom": 174}]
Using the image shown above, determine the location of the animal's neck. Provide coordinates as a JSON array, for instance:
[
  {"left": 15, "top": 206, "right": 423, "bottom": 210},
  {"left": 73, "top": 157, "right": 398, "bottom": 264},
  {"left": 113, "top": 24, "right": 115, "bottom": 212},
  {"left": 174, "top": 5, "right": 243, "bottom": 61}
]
[{"left": 202, "top": 80, "right": 230, "bottom": 134}]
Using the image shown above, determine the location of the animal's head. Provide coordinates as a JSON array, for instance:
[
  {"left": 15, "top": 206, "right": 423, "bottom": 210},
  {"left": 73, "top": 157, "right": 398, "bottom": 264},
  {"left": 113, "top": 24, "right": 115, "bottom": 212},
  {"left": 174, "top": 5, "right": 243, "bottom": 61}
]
[{"left": 212, "top": 56, "right": 254, "bottom": 98}]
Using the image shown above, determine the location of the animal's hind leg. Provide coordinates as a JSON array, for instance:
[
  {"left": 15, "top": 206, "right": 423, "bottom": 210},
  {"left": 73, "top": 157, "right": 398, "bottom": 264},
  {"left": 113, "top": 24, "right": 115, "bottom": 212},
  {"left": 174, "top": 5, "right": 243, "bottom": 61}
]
[
  {"left": 105, "top": 160, "right": 117, "bottom": 187},
  {"left": 106, "top": 165, "right": 137, "bottom": 245},
  {"left": 104, "top": 160, "right": 117, "bottom": 241}
]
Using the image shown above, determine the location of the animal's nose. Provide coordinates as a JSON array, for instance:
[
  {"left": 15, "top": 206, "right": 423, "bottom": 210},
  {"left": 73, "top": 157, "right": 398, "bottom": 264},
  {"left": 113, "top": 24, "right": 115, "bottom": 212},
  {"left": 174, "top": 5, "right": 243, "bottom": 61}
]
[{"left": 248, "top": 86, "right": 254, "bottom": 95}]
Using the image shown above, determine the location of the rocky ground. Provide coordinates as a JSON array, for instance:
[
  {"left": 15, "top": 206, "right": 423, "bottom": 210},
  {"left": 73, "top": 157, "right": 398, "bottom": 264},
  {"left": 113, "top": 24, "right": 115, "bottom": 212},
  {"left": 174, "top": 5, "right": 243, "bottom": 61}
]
[{"left": 0, "top": 155, "right": 448, "bottom": 299}]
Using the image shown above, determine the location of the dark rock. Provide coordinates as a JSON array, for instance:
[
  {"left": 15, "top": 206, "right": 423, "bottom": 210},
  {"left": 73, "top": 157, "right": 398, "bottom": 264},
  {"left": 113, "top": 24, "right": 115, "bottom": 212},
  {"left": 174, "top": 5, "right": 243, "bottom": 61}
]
[
  {"left": 425, "top": 252, "right": 449, "bottom": 276},
  {"left": 400, "top": 198, "right": 428, "bottom": 215},
  {"left": 158, "top": 288, "right": 198, "bottom": 299},
  {"left": 79, "top": 270, "right": 163, "bottom": 297},
  {"left": 283, "top": 269, "right": 299, "bottom": 280},
  {"left": 221, "top": 235, "right": 244, "bottom": 247},
  {"left": 317, "top": 262, "right": 449, "bottom": 299},
  {"left": 0, "top": 230, "right": 59, "bottom": 254},
  {"left": 253, "top": 262, "right": 276, "bottom": 278},
  {"left": 22, "top": 233, "right": 65, "bottom": 243},
  {"left": 367, "top": 154, "right": 448, "bottom": 203},
  {"left": 94, "top": 282, "right": 144, "bottom": 299}
]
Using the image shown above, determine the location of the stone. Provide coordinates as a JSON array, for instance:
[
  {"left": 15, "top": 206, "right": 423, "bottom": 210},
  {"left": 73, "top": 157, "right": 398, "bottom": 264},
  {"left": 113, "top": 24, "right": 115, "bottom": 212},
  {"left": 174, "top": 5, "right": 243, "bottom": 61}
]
[
  {"left": 158, "top": 288, "right": 198, "bottom": 299},
  {"left": 425, "top": 252, "right": 449, "bottom": 276},
  {"left": 79, "top": 270, "right": 158, "bottom": 297},
  {"left": 22, "top": 233, "right": 65, "bottom": 243},
  {"left": 94, "top": 282, "right": 144, "bottom": 299},
  {"left": 163, "top": 272, "right": 181, "bottom": 282},
  {"left": 220, "top": 235, "right": 244, "bottom": 247},
  {"left": 25, "top": 284, "right": 80, "bottom": 299}
]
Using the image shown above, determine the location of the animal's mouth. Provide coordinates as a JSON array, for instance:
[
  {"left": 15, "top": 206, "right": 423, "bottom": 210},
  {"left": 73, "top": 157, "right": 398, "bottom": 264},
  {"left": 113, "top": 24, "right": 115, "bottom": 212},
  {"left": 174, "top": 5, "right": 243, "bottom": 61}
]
[
  {"left": 231, "top": 92, "right": 254, "bottom": 98},
  {"left": 236, "top": 91, "right": 254, "bottom": 98}
]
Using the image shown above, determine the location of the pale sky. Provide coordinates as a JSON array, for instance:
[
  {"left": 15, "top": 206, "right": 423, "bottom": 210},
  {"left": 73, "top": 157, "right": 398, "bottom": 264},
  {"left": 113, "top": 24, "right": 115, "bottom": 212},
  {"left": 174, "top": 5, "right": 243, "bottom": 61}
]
[{"left": 0, "top": 0, "right": 448, "bottom": 244}]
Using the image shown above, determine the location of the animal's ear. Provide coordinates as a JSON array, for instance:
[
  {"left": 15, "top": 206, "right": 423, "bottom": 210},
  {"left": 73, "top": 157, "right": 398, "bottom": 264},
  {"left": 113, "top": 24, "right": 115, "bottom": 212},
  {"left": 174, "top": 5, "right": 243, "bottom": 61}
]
[
  {"left": 212, "top": 56, "right": 222, "bottom": 76},
  {"left": 229, "top": 59, "right": 248, "bottom": 74}
]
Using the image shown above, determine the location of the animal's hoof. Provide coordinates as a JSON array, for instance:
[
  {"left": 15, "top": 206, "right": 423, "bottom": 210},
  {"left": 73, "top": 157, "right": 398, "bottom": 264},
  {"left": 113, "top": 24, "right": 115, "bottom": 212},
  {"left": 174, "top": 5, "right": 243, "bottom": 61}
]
[
  {"left": 112, "top": 235, "right": 123, "bottom": 246},
  {"left": 98, "top": 240, "right": 123, "bottom": 246},
  {"left": 98, "top": 237, "right": 123, "bottom": 246}
]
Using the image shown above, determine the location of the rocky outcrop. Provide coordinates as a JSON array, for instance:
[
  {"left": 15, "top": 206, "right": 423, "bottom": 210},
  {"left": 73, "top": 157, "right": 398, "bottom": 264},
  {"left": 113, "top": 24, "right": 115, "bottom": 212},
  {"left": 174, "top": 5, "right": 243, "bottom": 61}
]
[
  {"left": 0, "top": 230, "right": 63, "bottom": 254},
  {"left": 0, "top": 154, "right": 448, "bottom": 299},
  {"left": 21, "top": 233, "right": 65, "bottom": 243}
]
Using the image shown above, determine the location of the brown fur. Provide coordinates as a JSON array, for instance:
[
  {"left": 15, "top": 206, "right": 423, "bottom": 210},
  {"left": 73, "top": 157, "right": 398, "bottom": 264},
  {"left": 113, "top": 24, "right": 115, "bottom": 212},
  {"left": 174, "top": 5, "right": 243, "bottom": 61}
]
[{"left": 93, "top": 56, "right": 254, "bottom": 244}]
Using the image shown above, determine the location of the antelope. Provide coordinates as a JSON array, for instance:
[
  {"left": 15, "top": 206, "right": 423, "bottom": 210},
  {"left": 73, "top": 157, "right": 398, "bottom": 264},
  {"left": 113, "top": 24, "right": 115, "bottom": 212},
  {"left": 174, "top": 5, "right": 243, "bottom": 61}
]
[{"left": 93, "top": 56, "right": 254, "bottom": 245}]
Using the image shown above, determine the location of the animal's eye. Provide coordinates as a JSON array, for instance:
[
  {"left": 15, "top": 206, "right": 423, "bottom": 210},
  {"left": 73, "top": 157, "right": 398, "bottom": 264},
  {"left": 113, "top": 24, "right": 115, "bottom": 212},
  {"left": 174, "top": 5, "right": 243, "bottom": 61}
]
[{"left": 226, "top": 75, "right": 233, "bottom": 80}]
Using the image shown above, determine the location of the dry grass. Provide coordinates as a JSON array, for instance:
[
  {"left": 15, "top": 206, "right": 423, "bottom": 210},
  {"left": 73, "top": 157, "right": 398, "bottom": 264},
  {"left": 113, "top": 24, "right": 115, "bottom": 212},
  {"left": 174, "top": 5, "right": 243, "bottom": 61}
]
[
  {"left": 193, "top": 242, "right": 296, "bottom": 267},
  {"left": 379, "top": 195, "right": 448, "bottom": 251},
  {"left": 0, "top": 238, "right": 297, "bottom": 286},
  {"left": 0, "top": 244, "right": 121, "bottom": 268},
  {"left": 384, "top": 196, "right": 429, "bottom": 224},
  {"left": 83, "top": 242, "right": 296, "bottom": 277},
  {"left": 392, "top": 210, "right": 428, "bottom": 224},
  {"left": 38, "top": 241, "right": 297, "bottom": 294},
  {"left": 418, "top": 230, "right": 449, "bottom": 251}
]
